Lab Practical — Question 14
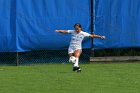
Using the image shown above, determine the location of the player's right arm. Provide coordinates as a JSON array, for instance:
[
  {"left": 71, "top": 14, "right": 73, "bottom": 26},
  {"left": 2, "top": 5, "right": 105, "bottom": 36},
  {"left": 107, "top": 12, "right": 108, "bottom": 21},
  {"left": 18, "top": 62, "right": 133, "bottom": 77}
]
[{"left": 55, "top": 30, "right": 69, "bottom": 34}]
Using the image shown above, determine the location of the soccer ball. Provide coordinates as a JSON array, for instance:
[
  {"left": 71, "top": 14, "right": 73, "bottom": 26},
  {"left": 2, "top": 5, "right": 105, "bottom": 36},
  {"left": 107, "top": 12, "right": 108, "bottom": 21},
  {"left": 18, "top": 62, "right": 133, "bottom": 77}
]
[{"left": 69, "top": 56, "right": 76, "bottom": 64}]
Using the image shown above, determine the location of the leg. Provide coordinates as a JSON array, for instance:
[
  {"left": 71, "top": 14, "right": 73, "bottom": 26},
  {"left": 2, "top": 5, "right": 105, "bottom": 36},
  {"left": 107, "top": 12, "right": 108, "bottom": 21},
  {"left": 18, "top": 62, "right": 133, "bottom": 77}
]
[
  {"left": 73, "top": 49, "right": 81, "bottom": 67},
  {"left": 73, "top": 49, "right": 82, "bottom": 72},
  {"left": 68, "top": 47, "right": 74, "bottom": 63},
  {"left": 68, "top": 47, "right": 81, "bottom": 72},
  {"left": 74, "top": 49, "right": 81, "bottom": 58},
  {"left": 69, "top": 53, "right": 74, "bottom": 57}
]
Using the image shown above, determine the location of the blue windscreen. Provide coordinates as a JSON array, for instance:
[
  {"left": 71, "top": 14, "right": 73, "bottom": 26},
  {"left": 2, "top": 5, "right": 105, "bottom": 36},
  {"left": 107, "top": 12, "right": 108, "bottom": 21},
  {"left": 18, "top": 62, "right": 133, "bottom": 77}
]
[
  {"left": 94, "top": 0, "right": 140, "bottom": 49},
  {"left": 0, "top": 0, "right": 140, "bottom": 52}
]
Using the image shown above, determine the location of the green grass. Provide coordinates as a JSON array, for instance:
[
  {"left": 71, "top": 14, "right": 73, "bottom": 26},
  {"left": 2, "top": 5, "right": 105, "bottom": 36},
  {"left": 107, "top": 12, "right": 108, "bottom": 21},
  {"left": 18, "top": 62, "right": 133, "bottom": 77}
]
[{"left": 0, "top": 63, "right": 140, "bottom": 93}]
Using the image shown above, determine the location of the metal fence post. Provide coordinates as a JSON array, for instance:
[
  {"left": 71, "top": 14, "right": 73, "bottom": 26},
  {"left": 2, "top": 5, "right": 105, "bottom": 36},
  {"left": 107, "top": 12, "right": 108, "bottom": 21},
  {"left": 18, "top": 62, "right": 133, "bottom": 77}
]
[
  {"left": 16, "top": 52, "right": 19, "bottom": 66},
  {"left": 91, "top": 0, "right": 94, "bottom": 57}
]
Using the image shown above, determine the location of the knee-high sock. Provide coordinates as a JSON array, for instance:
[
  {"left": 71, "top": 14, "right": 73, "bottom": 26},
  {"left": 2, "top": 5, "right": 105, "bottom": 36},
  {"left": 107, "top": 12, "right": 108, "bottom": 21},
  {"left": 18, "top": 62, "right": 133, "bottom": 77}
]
[{"left": 74, "top": 58, "right": 79, "bottom": 67}]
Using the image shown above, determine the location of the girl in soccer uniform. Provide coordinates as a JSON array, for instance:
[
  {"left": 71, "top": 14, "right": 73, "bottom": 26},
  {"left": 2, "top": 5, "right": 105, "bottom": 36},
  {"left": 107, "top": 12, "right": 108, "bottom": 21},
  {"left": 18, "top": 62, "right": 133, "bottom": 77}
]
[{"left": 56, "top": 23, "right": 105, "bottom": 72}]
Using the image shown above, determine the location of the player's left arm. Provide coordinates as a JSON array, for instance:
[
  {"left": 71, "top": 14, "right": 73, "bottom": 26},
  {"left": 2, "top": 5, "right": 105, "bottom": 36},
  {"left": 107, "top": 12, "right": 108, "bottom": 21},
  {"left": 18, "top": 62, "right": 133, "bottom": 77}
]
[{"left": 89, "top": 34, "right": 106, "bottom": 39}]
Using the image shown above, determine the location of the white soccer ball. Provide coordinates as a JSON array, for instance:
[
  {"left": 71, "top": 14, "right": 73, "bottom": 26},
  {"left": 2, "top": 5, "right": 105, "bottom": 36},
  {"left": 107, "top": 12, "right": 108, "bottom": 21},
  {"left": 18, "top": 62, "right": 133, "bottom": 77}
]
[{"left": 69, "top": 56, "right": 76, "bottom": 64}]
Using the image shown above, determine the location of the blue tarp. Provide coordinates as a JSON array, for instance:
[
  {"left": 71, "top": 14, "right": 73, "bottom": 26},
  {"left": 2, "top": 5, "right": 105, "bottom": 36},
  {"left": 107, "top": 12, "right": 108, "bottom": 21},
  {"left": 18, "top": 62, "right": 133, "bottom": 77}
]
[
  {"left": 0, "top": 0, "right": 91, "bottom": 52},
  {"left": 94, "top": 0, "right": 140, "bottom": 49},
  {"left": 0, "top": 0, "right": 140, "bottom": 52}
]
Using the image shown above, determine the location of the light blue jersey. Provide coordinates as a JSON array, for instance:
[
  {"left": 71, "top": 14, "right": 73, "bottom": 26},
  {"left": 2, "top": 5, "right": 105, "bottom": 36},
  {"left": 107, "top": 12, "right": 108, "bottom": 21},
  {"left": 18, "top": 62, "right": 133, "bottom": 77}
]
[{"left": 68, "top": 30, "right": 90, "bottom": 49}]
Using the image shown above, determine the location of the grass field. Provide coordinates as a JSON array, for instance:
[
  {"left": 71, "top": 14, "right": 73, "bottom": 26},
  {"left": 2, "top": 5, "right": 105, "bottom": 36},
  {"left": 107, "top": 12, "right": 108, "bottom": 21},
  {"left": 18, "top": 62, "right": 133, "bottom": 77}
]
[{"left": 0, "top": 63, "right": 140, "bottom": 93}]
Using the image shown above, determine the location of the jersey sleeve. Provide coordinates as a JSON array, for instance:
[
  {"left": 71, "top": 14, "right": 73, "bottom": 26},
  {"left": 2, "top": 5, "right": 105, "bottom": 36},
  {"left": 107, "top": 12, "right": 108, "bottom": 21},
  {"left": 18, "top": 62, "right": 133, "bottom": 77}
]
[
  {"left": 67, "top": 30, "right": 75, "bottom": 34},
  {"left": 83, "top": 32, "right": 90, "bottom": 37}
]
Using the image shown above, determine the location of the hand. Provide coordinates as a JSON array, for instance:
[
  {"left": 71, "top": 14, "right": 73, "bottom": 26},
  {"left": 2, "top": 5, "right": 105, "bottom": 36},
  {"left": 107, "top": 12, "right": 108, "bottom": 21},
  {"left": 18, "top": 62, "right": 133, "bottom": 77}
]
[{"left": 101, "top": 36, "right": 106, "bottom": 39}]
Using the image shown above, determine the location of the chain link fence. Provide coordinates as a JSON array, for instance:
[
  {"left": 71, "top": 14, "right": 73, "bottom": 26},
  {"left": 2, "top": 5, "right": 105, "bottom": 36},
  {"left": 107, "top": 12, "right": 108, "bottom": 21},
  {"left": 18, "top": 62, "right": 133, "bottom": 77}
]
[
  {"left": 94, "top": 48, "right": 140, "bottom": 57},
  {"left": 0, "top": 49, "right": 91, "bottom": 65},
  {"left": 0, "top": 48, "right": 140, "bottom": 65},
  {"left": 0, "top": 52, "right": 17, "bottom": 65}
]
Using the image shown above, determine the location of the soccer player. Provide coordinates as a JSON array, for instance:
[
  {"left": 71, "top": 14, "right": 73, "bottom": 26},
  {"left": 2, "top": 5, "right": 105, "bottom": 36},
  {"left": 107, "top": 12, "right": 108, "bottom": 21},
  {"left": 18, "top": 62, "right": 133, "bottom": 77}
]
[{"left": 55, "top": 23, "right": 105, "bottom": 72}]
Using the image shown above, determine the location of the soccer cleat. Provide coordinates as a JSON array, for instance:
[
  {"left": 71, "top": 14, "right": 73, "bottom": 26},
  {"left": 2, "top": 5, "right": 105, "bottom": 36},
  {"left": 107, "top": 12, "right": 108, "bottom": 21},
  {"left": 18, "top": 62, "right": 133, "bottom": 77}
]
[
  {"left": 73, "top": 67, "right": 79, "bottom": 71},
  {"left": 77, "top": 69, "right": 81, "bottom": 73},
  {"left": 77, "top": 67, "right": 81, "bottom": 73},
  {"left": 73, "top": 67, "right": 81, "bottom": 72},
  {"left": 73, "top": 67, "right": 77, "bottom": 71}
]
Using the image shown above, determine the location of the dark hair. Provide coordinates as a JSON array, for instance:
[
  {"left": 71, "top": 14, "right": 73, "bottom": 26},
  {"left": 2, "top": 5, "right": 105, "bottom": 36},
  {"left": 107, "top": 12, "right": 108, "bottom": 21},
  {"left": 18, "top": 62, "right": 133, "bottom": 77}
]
[{"left": 74, "top": 23, "right": 82, "bottom": 29}]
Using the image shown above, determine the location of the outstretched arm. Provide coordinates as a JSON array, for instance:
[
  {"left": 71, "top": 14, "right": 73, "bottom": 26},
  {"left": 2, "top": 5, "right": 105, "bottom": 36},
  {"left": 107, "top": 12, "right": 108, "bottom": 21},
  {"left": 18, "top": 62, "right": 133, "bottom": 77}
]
[
  {"left": 55, "top": 30, "right": 69, "bottom": 34},
  {"left": 89, "top": 34, "right": 106, "bottom": 39}
]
